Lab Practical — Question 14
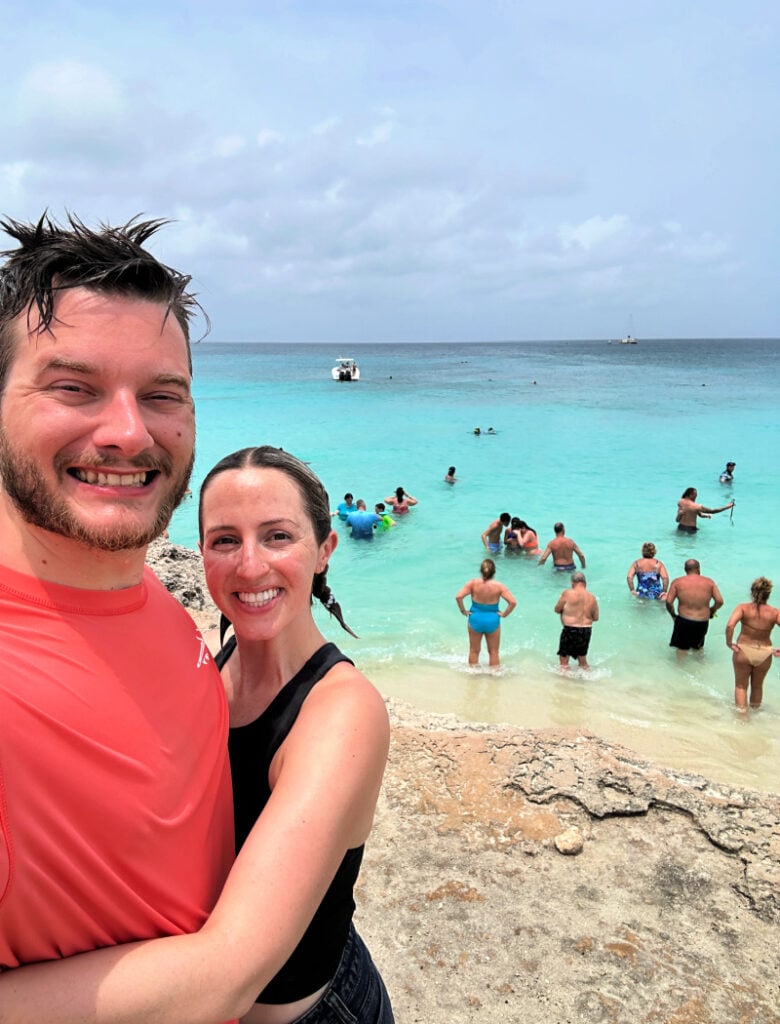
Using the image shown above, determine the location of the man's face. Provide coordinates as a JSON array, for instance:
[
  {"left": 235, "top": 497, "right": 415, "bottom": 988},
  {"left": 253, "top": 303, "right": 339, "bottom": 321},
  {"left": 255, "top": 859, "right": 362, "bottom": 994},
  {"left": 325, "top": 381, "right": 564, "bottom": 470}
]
[{"left": 0, "top": 288, "right": 195, "bottom": 551}]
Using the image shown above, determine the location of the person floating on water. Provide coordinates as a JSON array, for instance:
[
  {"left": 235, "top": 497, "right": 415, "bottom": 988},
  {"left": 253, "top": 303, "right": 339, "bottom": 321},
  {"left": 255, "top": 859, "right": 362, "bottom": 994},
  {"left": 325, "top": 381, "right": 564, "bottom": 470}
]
[
  {"left": 675, "top": 488, "right": 734, "bottom": 533},
  {"left": 720, "top": 461, "right": 736, "bottom": 484},
  {"left": 444, "top": 466, "right": 456, "bottom": 484}
]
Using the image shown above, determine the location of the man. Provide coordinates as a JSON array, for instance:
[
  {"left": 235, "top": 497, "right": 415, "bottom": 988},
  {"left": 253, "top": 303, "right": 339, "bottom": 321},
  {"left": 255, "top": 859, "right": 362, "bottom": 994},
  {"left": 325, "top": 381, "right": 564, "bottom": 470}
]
[
  {"left": 554, "top": 571, "right": 599, "bottom": 670},
  {"left": 538, "top": 521, "right": 586, "bottom": 571},
  {"left": 719, "top": 461, "right": 736, "bottom": 484},
  {"left": 482, "top": 511, "right": 510, "bottom": 553},
  {"left": 0, "top": 215, "right": 233, "bottom": 971},
  {"left": 666, "top": 558, "right": 724, "bottom": 657},
  {"left": 331, "top": 491, "right": 357, "bottom": 520},
  {"left": 675, "top": 487, "right": 734, "bottom": 533},
  {"left": 345, "top": 497, "right": 380, "bottom": 539}
]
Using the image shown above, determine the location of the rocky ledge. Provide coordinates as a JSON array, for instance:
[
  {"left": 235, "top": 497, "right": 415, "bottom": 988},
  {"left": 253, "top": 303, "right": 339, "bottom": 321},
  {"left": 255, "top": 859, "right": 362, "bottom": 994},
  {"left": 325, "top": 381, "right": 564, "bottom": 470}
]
[{"left": 148, "top": 540, "right": 780, "bottom": 1023}]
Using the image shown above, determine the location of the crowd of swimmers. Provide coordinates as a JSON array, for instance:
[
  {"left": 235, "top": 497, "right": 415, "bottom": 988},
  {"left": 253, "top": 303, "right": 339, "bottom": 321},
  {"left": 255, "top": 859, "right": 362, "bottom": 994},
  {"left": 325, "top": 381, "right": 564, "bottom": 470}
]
[
  {"left": 331, "top": 459, "right": 778, "bottom": 712},
  {"left": 331, "top": 487, "right": 417, "bottom": 540}
]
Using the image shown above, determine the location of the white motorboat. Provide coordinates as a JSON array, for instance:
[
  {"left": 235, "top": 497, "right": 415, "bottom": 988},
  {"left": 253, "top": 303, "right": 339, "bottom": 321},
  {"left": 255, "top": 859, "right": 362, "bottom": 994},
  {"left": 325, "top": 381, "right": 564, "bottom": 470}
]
[{"left": 331, "top": 357, "right": 360, "bottom": 381}]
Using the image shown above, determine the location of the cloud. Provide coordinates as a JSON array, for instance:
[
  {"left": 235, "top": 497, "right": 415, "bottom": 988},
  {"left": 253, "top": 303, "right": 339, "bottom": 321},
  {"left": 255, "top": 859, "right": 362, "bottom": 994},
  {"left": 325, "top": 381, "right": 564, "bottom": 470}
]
[{"left": 356, "top": 107, "right": 396, "bottom": 147}]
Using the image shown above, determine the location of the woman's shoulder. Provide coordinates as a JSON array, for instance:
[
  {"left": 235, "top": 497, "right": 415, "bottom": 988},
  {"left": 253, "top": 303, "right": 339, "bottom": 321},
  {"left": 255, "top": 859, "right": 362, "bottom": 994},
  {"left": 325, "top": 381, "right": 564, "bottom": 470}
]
[{"left": 296, "top": 659, "right": 390, "bottom": 741}]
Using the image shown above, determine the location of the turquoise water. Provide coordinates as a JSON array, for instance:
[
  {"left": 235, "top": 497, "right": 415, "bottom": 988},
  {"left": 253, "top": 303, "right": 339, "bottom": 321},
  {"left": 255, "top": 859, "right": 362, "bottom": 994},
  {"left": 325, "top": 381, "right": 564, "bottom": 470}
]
[{"left": 169, "top": 340, "right": 780, "bottom": 794}]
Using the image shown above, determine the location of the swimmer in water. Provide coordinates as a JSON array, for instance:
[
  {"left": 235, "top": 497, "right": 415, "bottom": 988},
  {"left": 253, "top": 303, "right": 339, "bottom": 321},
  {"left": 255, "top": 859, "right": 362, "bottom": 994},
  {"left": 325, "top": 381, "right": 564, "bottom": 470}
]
[{"left": 675, "top": 488, "right": 734, "bottom": 533}]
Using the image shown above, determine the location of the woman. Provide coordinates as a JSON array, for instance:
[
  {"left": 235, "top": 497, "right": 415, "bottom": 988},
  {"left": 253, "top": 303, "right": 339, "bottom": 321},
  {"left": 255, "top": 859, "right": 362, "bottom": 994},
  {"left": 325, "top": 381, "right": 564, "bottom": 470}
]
[
  {"left": 384, "top": 486, "right": 417, "bottom": 514},
  {"left": 504, "top": 516, "right": 523, "bottom": 552},
  {"left": 1, "top": 447, "right": 393, "bottom": 1023},
  {"left": 725, "top": 577, "right": 780, "bottom": 712},
  {"left": 455, "top": 558, "right": 517, "bottom": 668},
  {"left": 516, "top": 520, "right": 541, "bottom": 555},
  {"left": 626, "top": 542, "right": 669, "bottom": 600}
]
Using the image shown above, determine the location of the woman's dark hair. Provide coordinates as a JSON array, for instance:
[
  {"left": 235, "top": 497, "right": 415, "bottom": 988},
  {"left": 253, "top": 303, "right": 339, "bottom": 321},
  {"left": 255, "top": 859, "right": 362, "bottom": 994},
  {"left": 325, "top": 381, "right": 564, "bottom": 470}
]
[
  {"left": 681, "top": 487, "right": 697, "bottom": 500},
  {"left": 642, "top": 541, "right": 656, "bottom": 558},
  {"left": 395, "top": 486, "right": 404, "bottom": 501},
  {"left": 200, "top": 446, "right": 357, "bottom": 638},
  {"left": 517, "top": 519, "right": 535, "bottom": 534},
  {"left": 480, "top": 558, "right": 496, "bottom": 580}
]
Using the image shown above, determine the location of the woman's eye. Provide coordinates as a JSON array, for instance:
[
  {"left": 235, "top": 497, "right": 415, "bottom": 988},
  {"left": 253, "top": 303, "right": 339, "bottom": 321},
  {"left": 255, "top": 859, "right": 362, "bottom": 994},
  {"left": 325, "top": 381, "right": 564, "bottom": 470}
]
[{"left": 269, "top": 530, "right": 291, "bottom": 542}]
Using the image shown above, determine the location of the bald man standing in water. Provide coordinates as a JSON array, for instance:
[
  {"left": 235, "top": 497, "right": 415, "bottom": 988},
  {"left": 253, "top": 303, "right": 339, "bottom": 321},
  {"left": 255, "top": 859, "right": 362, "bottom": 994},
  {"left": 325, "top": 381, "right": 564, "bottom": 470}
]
[
  {"left": 554, "top": 571, "right": 599, "bottom": 671},
  {"left": 666, "top": 558, "right": 724, "bottom": 657}
]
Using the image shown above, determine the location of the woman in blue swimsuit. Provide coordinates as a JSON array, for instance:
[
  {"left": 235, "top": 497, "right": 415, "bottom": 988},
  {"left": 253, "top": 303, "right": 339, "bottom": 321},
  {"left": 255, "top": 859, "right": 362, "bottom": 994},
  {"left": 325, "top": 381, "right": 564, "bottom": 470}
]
[
  {"left": 626, "top": 541, "right": 669, "bottom": 600},
  {"left": 455, "top": 558, "right": 517, "bottom": 668}
]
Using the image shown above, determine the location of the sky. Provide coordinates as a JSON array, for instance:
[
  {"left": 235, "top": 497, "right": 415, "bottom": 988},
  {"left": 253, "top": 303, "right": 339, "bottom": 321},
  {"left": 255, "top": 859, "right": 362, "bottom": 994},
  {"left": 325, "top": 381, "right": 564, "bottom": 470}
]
[{"left": 2, "top": 0, "right": 778, "bottom": 341}]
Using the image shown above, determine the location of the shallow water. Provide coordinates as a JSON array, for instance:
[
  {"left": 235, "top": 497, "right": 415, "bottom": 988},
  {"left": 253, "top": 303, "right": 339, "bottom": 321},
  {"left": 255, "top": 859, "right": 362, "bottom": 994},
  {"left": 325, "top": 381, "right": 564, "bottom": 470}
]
[{"left": 170, "top": 339, "right": 780, "bottom": 794}]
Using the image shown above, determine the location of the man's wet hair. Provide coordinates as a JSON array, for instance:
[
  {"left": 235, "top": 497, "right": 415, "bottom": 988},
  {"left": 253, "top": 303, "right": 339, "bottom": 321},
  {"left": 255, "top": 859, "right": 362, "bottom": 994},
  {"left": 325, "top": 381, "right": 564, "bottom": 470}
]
[
  {"left": 684, "top": 558, "right": 700, "bottom": 573},
  {"left": 0, "top": 212, "right": 205, "bottom": 392},
  {"left": 554, "top": 521, "right": 564, "bottom": 534},
  {"left": 571, "top": 571, "right": 586, "bottom": 584}
]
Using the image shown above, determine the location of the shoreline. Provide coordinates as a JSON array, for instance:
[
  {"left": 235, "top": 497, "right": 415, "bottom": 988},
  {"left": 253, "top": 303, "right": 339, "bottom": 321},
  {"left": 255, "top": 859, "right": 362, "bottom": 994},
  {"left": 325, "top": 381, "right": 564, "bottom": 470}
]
[{"left": 149, "top": 538, "right": 780, "bottom": 1020}]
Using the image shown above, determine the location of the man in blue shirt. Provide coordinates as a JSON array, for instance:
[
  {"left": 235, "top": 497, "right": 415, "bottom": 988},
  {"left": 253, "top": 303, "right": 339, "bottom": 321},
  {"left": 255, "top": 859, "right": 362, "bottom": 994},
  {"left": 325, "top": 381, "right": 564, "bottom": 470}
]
[{"left": 346, "top": 499, "right": 381, "bottom": 539}]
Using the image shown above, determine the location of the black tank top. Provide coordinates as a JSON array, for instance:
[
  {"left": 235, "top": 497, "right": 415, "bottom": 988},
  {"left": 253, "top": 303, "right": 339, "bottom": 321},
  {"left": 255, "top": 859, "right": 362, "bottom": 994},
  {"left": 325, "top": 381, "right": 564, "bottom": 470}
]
[{"left": 217, "top": 639, "right": 364, "bottom": 1004}]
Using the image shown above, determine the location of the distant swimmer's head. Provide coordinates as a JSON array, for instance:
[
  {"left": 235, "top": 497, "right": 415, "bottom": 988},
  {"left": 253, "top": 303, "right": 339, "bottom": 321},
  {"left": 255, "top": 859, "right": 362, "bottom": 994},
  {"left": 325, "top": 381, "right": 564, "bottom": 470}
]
[
  {"left": 356, "top": 499, "right": 367, "bottom": 510},
  {"left": 375, "top": 502, "right": 385, "bottom": 513},
  {"left": 751, "top": 577, "right": 773, "bottom": 604},
  {"left": 499, "top": 512, "right": 511, "bottom": 525},
  {"left": 681, "top": 487, "right": 697, "bottom": 500},
  {"left": 511, "top": 517, "right": 522, "bottom": 529},
  {"left": 395, "top": 486, "right": 405, "bottom": 501},
  {"left": 554, "top": 521, "right": 565, "bottom": 535},
  {"left": 684, "top": 558, "right": 701, "bottom": 574},
  {"left": 344, "top": 492, "right": 354, "bottom": 503},
  {"left": 642, "top": 542, "right": 657, "bottom": 558},
  {"left": 726, "top": 462, "right": 736, "bottom": 470},
  {"left": 448, "top": 466, "right": 456, "bottom": 475},
  {"left": 480, "top": 558, "right": 496, "bottom": 580},
  {"left": 571, "top": 571, "right": 586, "bottom": 586}
]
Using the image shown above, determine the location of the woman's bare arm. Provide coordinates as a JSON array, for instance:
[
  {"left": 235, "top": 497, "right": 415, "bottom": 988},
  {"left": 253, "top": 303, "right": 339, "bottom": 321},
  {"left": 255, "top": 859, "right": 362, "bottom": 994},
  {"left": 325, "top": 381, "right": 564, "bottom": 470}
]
[{"left": 0, "top": 668, "right": 390, "bottom": 1024}]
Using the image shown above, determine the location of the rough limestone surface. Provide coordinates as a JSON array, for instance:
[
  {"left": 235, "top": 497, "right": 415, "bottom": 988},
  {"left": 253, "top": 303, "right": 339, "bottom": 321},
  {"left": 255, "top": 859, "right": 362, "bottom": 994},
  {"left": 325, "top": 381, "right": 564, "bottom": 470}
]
[{"left": 147, "top": 542, "right": 780, "bottom": 1024}]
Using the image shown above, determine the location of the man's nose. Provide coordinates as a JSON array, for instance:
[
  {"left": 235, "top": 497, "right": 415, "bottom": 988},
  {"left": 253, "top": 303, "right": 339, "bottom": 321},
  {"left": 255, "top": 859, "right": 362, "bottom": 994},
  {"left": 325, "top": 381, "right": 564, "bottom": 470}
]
[{"left": 90, "top": 391, "right": 155, "bottom": 455}]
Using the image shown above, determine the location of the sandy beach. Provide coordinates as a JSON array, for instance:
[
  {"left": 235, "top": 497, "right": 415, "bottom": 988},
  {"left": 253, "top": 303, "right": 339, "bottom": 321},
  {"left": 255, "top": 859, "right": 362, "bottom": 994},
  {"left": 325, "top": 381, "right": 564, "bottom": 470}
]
[{"left": 151, "top": 539, "right": 780, "bottom": 1023}]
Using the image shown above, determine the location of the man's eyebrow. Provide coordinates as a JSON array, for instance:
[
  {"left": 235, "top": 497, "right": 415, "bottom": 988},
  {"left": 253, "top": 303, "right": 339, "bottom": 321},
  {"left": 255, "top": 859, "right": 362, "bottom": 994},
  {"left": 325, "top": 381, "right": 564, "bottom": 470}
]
[{"left": 38, "top": 358, "right": 190, "bottom": 389}]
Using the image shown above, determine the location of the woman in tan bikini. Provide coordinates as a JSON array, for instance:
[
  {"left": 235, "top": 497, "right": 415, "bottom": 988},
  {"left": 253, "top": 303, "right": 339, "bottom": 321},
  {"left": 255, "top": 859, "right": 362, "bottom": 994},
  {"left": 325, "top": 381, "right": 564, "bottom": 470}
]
[{"left": 725, "top": 577, "right": 780, "bottom": 712}]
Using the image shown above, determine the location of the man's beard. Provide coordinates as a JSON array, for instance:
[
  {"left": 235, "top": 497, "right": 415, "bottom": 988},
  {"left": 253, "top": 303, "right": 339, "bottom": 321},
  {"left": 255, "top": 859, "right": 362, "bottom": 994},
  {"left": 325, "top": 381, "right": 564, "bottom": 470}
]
[{"left": 0, "top": 437, "right": 194, "bottom": 552}]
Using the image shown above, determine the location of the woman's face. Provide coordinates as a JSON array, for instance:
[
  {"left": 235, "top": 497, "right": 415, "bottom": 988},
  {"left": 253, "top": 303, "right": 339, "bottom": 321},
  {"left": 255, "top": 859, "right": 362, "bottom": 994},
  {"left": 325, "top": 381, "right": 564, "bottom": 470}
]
[{"left": 200, "top": 466, "right": 337, "bottom": 641}]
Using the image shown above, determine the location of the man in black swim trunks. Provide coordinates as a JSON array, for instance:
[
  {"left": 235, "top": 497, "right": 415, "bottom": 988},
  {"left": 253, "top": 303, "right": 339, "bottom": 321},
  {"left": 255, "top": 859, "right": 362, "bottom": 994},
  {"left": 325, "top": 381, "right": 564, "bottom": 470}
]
[
  {"left": 666, "top": 558, "right": 724, "bottom": 658},
  {"left": 675, "top": 487, "right": 733, "bottom": 533},
  {"left": 554, "top": 571, "right": 599, "bottom": 671}
]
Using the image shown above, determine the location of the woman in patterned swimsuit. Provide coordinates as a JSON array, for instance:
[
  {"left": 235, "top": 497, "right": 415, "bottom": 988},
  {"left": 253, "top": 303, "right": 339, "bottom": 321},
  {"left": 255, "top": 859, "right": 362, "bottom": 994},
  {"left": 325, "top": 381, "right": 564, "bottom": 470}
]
[{"left": 626, "top": 542, "right": 669, "bottom": 600}]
